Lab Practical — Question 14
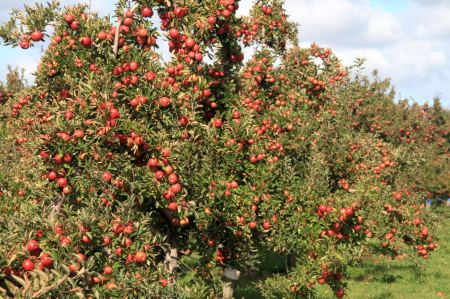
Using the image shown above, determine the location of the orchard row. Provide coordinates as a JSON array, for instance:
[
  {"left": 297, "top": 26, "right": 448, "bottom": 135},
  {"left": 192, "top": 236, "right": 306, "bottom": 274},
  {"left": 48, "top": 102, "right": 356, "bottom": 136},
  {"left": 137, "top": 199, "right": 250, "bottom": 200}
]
[{"left": 0, "top": 0, "right": 448, "bottom": 298}]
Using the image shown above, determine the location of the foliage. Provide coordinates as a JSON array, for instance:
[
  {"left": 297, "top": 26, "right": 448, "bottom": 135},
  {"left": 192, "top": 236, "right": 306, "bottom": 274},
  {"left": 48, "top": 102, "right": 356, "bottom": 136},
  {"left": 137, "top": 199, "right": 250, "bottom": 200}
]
[{"left": 0, "top": 0, "right": 448, "bottom": 298}]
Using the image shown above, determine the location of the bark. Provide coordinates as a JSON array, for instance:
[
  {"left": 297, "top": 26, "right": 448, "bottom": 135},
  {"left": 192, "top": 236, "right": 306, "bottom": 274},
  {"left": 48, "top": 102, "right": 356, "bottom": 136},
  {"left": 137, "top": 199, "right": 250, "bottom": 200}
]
[
  {"left": 113, "top": 4, "right": 139, "bottom": 56},
  {"left": 112, "top": 17, "right": 120, "bottom": 56},
  {"left": 287, "top": 252, "right": 297, "bottom": 271},
  {"left": 164, "top": 245, "right": 178, "bottom": 274},
  {"left": 163, "top": 225, "right": 179, "bottom": 275},
  {"left": 50, "top": 193, "right": 65, "bottom": 219},
  {"left": 221, "top": 267, "right": 241, "bottom": 299}
]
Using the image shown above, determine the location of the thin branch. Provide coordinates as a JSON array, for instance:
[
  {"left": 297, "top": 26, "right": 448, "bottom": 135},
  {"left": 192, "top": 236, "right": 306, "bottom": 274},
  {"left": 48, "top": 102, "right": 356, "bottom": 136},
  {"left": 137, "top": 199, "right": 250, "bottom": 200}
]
[
  {"left": 113, "top": 4, "right": 139, "bottom": 56},
  {"left": 52, "top": 193, "right": 65, "bottom": 215},
  {"left": 112, "top": 16, "right": 121, "bottom": 56}
]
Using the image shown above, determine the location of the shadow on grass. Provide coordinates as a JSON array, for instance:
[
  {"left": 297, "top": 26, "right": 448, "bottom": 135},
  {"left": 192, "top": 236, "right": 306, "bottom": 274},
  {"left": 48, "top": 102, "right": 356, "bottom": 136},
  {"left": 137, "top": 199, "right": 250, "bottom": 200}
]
[
  {"left": 371, "top": 291, "right": 394, "bottom": 299},
  {"left": 235, "top": 251, "right": 287, "bottom": 299},
  {"left": 239, "top": 208, "right": 450, "bottom": 299},
  {"left": 350, "top": 263, "right": 421, "bottom": 283},
  {"left": 235, "top": 278, "right": 264, "bottom": 299},
  {"left": 316, "top": 290, "right": 394, "bottom": 299}
]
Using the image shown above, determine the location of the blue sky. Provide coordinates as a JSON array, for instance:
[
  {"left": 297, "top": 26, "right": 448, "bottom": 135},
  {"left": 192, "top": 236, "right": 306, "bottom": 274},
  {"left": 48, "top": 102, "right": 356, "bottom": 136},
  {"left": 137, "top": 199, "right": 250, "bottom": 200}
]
[
  {"left": 369, "top": 0, "right": 409, "bottom": 12},
  {"left": 1, "top": 0, "right": 449, "bottom": 107}
]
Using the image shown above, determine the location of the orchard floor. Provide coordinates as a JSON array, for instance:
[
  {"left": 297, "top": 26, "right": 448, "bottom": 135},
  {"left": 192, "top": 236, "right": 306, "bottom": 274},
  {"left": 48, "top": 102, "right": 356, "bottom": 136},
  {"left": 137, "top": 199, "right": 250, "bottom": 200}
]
[{"left": 235, "top": 207, "right": 450, "bottom": 299}]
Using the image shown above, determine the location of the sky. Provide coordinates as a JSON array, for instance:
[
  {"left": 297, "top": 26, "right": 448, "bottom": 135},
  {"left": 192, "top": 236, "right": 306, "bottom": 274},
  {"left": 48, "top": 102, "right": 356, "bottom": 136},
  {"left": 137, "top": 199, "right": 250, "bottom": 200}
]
[{"left": 0, "top": 0, "right": 449, "bottom": 107}]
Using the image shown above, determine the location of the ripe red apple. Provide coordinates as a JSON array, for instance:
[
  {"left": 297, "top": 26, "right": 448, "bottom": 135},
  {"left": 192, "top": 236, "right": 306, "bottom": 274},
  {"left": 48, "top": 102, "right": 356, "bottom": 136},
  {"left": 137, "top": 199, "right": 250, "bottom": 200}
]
[
  {"left": 110, "top": 108, "right": 120, "bottom": 119},
  {"left": 19, "top": 39, "right": 30, "bottom": 49},
  {"left": 222, "top": 9, "right": 231, "bottom": 18},
  {"left": 27, "top": 240, "right": 39, "bottom": 252},
  {"left": 22, "top": 259, "right": 35, "bottom": 271},
  {"left": 161, "top": 148, "right": 171, "bottom": 157},
  {"left": 168, "top": 202, "right": 178, "bottom": 212},
  {"left": 148, "top": 158, "right": 159, "bottom": 167},
  {"left": 134, "top": 251, "right": 147, "bottom": 263},
  {"left": 185, "top": 38, "right": 195, "bottom": 48},
  {"left": 169, "top": 28, "right": 180, "bottom": 39},
  {"left": 335, "top": 288, "right": 345, "bottom": 298},
  {"left": 102, "top": 171, "right": 112, "bottom": 182},
  {"left": 102, "top": 236, "right": 111, "bottom": 246},
  {"left": 98, "top": 31, "right": 107, "bottom": 40},
  {"left": 155, "top": 170, "right": 165, "bottom": 181},
  {"left": 62, "top": 186, "right": 72, "bottom": 195},
  {"left": 68, "top": 264, "right": 78, "bottom": 273},
  {"left": 64, "top": 13, "right": 75, "bottom": 23},
  {"left": 123, "top": 17, "right": 133, "bottom": 26},
  {"left": 40, "top": 254, "right": 53, "bottom": 268},
  {"left": 47, "top": 171, "right": 57, "bottom": 180},
  {"left": 170, "top": 183, "right": 182, "bottom": 193},
  {"left": 145, "top": 71, "right": 156, "bottom": 81},
  {"left": 103, "top": 265, "right": 113, "bottom": 275},
  {"left": 207, "top": 16, "right": 216, "bottom": 25},
  {"left": 159, "top": 278, "right": 168, "bottom": 287},
  {"left": 213, "top": 119, "right": 223, "bottom": 128},
  {"left": 179, "top": 116, "right": 189, "bottom": 126},
  {"left": 420, "top": 227, "right": 428, "bottom": 237},
  {"left": 70, "top": 20, "right": 80, "bottom": 30},
  {"left": 77, "top": 253, "right": 86, "bottom": 262},
  {"left": 81, "top": 235, "right": 91, "bottom": 244},
  {"left": 81, "top": 36, "right": 92, "bottom": 47},
  {"left": 73, "top": 129, "right": 84, "bottom": 138},
  {"left": 57, "top": 177, "right": 67, "bottom": 188},
  {"left": 30, "top": 31, "right": 43, "bottom": 41},
  {"left": 174, "top": 7, "right": 187, "bottom": 18},
  {"left": 129, "top": 61, "right": 139, "bottom": 72},
  {"left": 195, "top": 53, "right": 203, "bottom": 62},
  {"left": 141, "top": 7, "right": 153, "bottom": 18},
  {"left": 168, "top": 173, "right": 178, "bottom": 184},
  {"left": 202, "top": 89, "right": 212, "bottom": 97},
  {"left": 64, "top": 110, "right": 73, "bottom": 120},
  {"left": 159, "top": 97, "right": 171, "bottom": 107}
]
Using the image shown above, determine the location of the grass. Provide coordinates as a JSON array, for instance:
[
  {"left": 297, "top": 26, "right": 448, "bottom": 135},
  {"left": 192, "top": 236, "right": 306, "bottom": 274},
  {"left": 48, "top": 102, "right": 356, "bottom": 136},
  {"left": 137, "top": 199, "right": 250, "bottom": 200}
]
[{"left": 236, "top": 207, "right": 450, "bottom": 298}]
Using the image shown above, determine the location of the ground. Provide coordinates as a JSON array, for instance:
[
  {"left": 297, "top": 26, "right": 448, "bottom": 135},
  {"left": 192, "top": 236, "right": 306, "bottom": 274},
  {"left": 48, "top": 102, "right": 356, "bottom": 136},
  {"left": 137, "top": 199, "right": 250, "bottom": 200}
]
[{"left": 236, "top": 207, "right": 450, "bottom": 299}]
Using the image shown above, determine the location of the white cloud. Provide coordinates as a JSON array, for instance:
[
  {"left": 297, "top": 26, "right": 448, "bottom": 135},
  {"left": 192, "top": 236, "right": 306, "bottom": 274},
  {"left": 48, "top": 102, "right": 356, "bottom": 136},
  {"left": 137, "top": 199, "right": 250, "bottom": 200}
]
[
  {"left": 0, "top": 0, "right": 449, "bottom": 106},
  {"left": 61, "top": 0, "right": 114, "bottom": 16},
  {"left": 366, "top": 13, "right": 402, "bottom": 43},
  {"left": 12, "top": 54, "right": 39, "bottom": 83},
  {"left": 274, "top": 0, "right": 450, "bottom": 106},
  {"left": 237, "top": 0, "right": 253, "bottom": 16}
]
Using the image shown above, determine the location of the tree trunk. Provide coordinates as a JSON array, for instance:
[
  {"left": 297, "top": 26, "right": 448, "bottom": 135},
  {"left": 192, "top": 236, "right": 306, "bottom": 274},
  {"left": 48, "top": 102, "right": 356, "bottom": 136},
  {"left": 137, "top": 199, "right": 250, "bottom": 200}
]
[
  {"left": 287, "top": 252, "right": 297, "bottom": 271},
  {"left": 164, "top": 245, "right": 178, "bottom": 274},
  {"left": 49, "top": 193, "right": 65, "bottom": 220},
  {"left": 162, "top": 223, "right": 179, "bottom": 276},
  {"left": 222, "top": 267, "right": 241, "bottom": 299}
]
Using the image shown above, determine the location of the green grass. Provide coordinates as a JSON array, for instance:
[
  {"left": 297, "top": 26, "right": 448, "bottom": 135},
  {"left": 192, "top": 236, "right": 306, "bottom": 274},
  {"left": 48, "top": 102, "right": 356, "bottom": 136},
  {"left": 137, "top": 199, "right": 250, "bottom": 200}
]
[{"left": 236, "top": 207, "right": 450, "bottom": 298}]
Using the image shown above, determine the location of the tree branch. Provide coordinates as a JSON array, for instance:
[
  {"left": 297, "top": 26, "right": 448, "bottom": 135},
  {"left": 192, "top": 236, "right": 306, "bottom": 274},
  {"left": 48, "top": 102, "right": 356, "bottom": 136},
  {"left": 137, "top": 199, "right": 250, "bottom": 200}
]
[
  {"left": 113, "top": 4, "right": 139, "bottom": 56},
  {"left": 112, "top": 17, "right": 121, "bottom": 56},
  {"left": 52, "top": 192, "right": 65, "bottom": 215}
]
